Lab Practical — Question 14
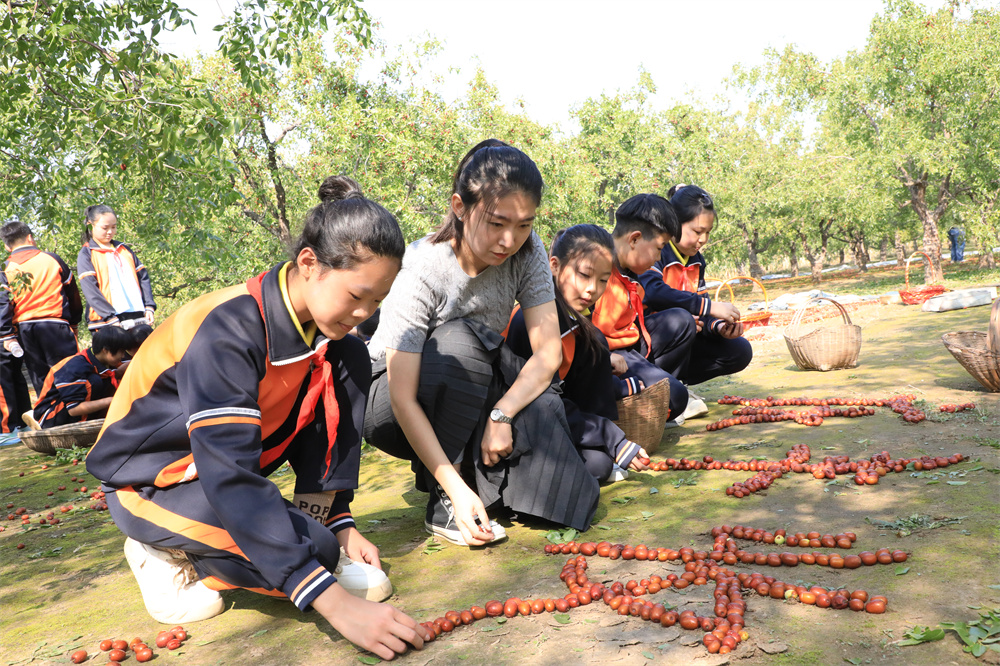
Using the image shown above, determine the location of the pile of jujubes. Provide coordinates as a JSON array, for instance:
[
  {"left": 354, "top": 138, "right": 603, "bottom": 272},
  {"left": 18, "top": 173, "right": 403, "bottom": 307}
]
[
  {"left": 641, "top": 444, "right": 964, "bottom": 499},
  {"left": 416, "top": 525, "right": 901, "bottom": 656},
  {"left": 708, "top": 394, "right": 931, "bottom": 429}
]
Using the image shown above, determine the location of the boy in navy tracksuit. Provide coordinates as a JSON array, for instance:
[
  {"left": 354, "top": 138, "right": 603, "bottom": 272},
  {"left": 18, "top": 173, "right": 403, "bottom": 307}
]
[
  {"left": 1, "top": 221, "right": 82, "bottom": 432},
  {"left": 591, "top": 194, "right": 690, "bottom": 422},
  {"left": 28, "top": 326, "right": 130, "bottom": 429},
  {"left": 638, "top": 185, "right": 751, "bottom": 387}
]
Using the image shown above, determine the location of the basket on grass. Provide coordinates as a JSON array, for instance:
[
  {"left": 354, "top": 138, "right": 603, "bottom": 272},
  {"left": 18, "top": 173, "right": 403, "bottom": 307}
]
[
  {"left": 783, "top": 297, "right": 862, "bottom": 371},
  {"left": 941, "top": 297, "right": 1000, "bottom": 392},
  {"left": 20, "top": 419, "right": 104, "bottom": 456},
  {"left": 899, "top": 251, "right": 947, "bottom": 305},
  {"left": 715, "top": 276, "right": 771, "bottom": 330},
  {"left": 613, "top": 377, "right": 673, "bottom": 454}
]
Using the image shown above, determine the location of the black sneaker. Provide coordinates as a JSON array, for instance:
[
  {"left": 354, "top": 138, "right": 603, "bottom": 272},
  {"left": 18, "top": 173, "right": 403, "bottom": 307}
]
[{"left": 424, "top": 485, "right": 507, "bottom": 546}]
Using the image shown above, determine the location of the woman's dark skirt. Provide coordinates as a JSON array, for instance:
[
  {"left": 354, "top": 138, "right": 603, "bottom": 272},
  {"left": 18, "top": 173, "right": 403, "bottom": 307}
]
[{"left": 365, "top": 319, "right": 599, "bottom": 532}]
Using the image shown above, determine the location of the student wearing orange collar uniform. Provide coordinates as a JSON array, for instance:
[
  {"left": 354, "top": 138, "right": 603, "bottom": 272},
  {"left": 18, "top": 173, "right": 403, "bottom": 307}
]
[
  {"left": 506, "top": 225, "right": 652, "bottom": 483},
  {"left": 76, "top": 205, "right": 156, "bottom": 331},
  {"left": 591, "top": 194, "right": 690, "bottom": 423},
  {"left": 1, "top": 221, "right": 82, "bottom": 432},
  {"left": 27, "top": 325, "right": 130, "bottom": 429},
  {"left": 637, "top": 185, "right": 752, "bottom": 388},
  {"left": 86, "top": 178, "right": 430, "bottom": 661}
]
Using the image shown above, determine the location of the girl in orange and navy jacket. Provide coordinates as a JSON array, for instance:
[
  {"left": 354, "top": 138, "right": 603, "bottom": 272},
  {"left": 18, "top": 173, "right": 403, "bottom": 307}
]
[
  {"left": 86, "top": 178, "right": 429, "bottom": 662},
  {"left": 637, "top": 185, "right": 752, "bottom": 386},
  {"left": 76, "top": 205, "right": 156, "bottom": 330},
  {"left": 506, "top": 225, "right": 652, "bottom": 482}
]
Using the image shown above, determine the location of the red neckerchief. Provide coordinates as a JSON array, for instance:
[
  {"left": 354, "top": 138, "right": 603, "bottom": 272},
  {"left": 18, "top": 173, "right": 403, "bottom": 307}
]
[
  {"left": 615, "top": 267, "right": 653, "bottom": 358},
  {"left": 246, "top": 271, "right": 341, "bottom": 476}
]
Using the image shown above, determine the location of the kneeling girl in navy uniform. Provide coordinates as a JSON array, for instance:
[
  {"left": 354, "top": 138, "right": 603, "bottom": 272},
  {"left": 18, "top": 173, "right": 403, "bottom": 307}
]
[{"left": 86, "top": 177, "right": 429, "bottom": 660}]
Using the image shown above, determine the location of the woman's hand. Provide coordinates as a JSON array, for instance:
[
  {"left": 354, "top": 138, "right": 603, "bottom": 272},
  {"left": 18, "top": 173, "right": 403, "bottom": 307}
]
[
  {"left": 719, "top": 321, "right": 745, "bottom": 339},
  {"left": 609, "top": 353, "right": 628, "bottom": 376},
  {"left": 313, "top": 584, "right": 428, "bottom": 660},
  {"left": 444, "top": 482, "right": 497, "bottom": 545},
  {"left": 336, "top": 526, "right": 383, "bottom": 571},
  {"left": 144, "top": 308, "right": 155, "bottom": 326},
  {"left": 628, "top": 447, "right": 650, "bottom": 471},
  {"left": 481, "top": 419, "right": 513, "bottom": 467}
]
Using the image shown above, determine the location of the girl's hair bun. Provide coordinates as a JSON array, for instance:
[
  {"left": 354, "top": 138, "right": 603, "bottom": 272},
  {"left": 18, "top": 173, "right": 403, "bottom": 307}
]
[
  {"left": 666, "top": 183, "right": 687, "bottom": 199},
  {"left": 318, "top": 175, "right": 364, "bottom": 203}
]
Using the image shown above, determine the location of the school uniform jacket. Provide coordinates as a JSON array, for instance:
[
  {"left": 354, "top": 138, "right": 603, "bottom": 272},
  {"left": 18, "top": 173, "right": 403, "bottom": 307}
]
[
  {"left": 76, "top": 240, "right": 155, "bottom": 328},
  {"left": 32, "top": 348, "right": 114, "bottom": 427},
  {"left": 638, "top": 242, "right": 726, "bottom": 335},
  {"left": 505, "top": 305, "right": 641, "bottom": 470},
  {"left": 1, "top": 246, "right": 82, "bottom": 345},
  {"left": 591, "top": 266, "right": 652, "bottom": 353},
  {"left": 86, "top": 263, "right": 362, "bottom": 611}
]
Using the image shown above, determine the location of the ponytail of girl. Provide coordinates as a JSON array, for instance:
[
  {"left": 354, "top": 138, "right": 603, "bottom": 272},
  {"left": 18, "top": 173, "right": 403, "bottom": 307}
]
[
  {"left": 429, "top": 139, "right": 544, "bottom": 258},
  {"left": 82, "top": 204, "right": 115, "bottom": 245},
  {"left": 293, "top": 175, "right": 405, "bottom": 270}
]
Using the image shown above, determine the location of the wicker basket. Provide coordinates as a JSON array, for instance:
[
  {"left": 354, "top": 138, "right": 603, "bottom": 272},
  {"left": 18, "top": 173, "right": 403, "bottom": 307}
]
[
  {"left": 900, "top": 251, "right": 947, "bottom": 305},
  {"left": 942, "top": 297, "right": 1000, "bottom": 391},
  {"left": 20, "top": 420, "right": 104, "bottom": 456},
  {"left": 613, "top": 377, "right": 673, "bottom": 454},
  {"left": 783, "top": 297, "right": 862, "bottom": 371},
  {"left": 715, "top": 276, "right": 771, "bottom": 330}
]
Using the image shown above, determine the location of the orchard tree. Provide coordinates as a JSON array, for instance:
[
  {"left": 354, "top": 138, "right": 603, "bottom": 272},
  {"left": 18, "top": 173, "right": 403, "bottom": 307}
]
[
  {"left": 1, "top": 0, "right": 372, "bottom": 302},
  {"left": 824, "top": 0, "right": 1000, "bottom": 282}
]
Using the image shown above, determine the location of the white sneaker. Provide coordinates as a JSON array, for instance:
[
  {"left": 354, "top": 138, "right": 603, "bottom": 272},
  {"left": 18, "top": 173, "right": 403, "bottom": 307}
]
[
  {"left": 123, "top": 537, "right": 224, "bottom": 624},
  {"left": 604, "top": 464, "right": 629, "bottom": 484},
  {"left": 21, "top": 411, "right": 41, "bottom": 431},
  {"left": 334, "top": 548, "right": 393, "bottom": 602},
  {"left": 681, "top": 389, "right": 709, "bottom": 420}
]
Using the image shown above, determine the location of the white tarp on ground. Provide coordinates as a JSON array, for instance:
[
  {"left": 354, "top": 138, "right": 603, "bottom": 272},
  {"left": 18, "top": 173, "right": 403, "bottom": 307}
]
[
  {"left": 748, "top": 289, "right": 880, "bottom": 312},
  {"left": 921, "top": 286, "right": 999, "bottom": 312}
]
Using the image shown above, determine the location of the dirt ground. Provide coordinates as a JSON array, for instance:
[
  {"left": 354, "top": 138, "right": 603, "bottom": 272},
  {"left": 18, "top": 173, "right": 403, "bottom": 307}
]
[{"left": 2, "top": 271, "right": 999, "bottom": 666}]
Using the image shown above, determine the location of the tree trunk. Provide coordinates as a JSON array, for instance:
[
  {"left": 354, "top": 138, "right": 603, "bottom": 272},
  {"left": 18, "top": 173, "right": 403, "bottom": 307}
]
[
  {"left": 848, "top": 226, "right": 868, "bottom": 272},
  {"left": 799, "top": 231, "right": 824, "bottom": 286},
  {"left": 788, "top": 243, "right": 799, "bottom": 277},
  {"left": 906, "top": 178, "right": 947, "bottom": 283},
  {"left": 894, "top": 230, "right": 906, "bottom": 266},
  {"left": 879, "top": 237, "right": 889, "bottom": 263},
  {"left": 736, "top": 220, "right": 764, "bottom": 279},
  {"left": 838, "top": 248, "right": 845, "bottom": 265}
]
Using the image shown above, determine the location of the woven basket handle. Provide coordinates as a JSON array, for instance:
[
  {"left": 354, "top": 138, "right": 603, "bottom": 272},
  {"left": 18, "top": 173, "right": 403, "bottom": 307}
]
[
  {"left": 789, "top": 297, "right": 852, "bottom": 328},
  {"left": 706, "top": 276, "right": 734, "bottom": 303},
  {"left": 714, "top": 275, "right": 769, "bottom": 310},
  {"left": 904, "top": 251, "right": 932, "bottom": 290},
  {"left": 989, "top": 296, "right": 1000, "bottom": 353}
]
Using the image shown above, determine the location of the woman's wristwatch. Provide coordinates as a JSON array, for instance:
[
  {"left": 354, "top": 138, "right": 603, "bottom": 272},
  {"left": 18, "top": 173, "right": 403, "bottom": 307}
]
[{"left": 489, "top": 407, "right": 513, "bottom": 424}]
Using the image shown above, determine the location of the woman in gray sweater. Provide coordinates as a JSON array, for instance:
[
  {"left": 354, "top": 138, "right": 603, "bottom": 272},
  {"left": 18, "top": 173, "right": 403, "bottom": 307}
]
[{"left": 365, "top": 140, "right": 599, "bottom": 547}]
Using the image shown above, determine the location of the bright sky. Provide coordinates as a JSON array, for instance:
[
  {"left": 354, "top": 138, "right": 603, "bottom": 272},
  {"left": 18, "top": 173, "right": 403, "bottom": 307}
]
[{"left": 161, "top": 0, "right": 895, "bottom": 132}]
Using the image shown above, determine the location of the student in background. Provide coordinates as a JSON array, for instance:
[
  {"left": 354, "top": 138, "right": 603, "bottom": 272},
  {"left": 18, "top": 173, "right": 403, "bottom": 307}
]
[
  {"left": 365, "top": 139, "right": 600, "bottom": 548},
  {"left": 86, "top": 177, "right": 428, "bottom": 661},
  {"left": 1, "top": 220, "right": 81, "bottom": 393},
  {"left": 26, "top": 325, "right": 130, "bottom": 429},
  {"left": 638, "top": 185, "right": 751, "bottom": 394},
  {"left": 77, "top": 205, "right": 156, "bottom": 331},
  {"left": 506, "top": 224, "right": 651, "bottom": 483},
  {"left": 591, "top": 194, "right": 690, "bottom": 424}
]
